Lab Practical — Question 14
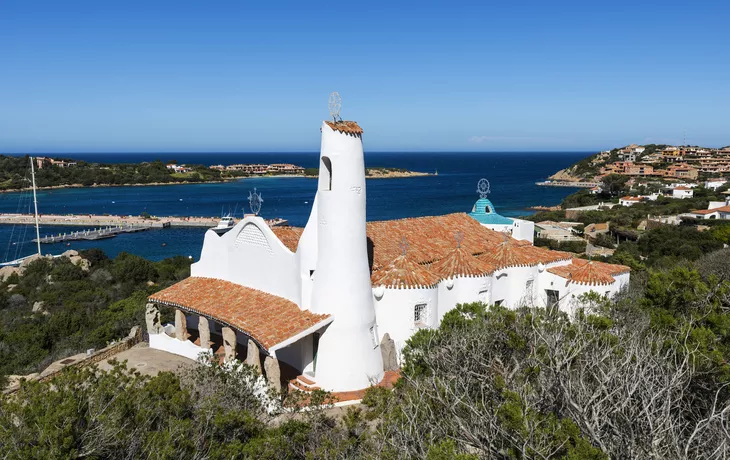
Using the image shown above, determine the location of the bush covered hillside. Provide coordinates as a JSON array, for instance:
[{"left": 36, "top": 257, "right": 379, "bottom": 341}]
[
  {"left": 0, "top": 156, "right": 224, "bottom": 190},
  {"left": 2, "top": 250, "right": 730, "bottom": 458},
  {"left": 0, "top": 250, "right": 191, "bottom": 381}
]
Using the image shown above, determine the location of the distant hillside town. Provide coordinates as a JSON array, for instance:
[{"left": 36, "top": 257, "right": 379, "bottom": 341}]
[
  {"left": 206, "top": 163, "right": 305, "bottom": 175},
  {"left": 548, "top": 144, "right": 730, "bottom": 185}
]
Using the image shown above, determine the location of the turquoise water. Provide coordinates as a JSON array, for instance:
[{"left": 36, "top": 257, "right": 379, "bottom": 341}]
[{"left": 0, "top": 152, "right": 587, "bottom": 261}]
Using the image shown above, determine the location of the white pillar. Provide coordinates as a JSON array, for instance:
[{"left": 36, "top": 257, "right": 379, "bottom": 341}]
[{"left": 309, "top": 121, "right": 384, "bottom": 391}]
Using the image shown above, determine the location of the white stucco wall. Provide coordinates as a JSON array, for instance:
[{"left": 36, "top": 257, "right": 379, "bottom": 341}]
[
  {"left": 297, "top": 196, "right": 319, "bottom": 311},
  {"left": 436, "top": 275, "right": 491, "bottom": 323},
  {"left": 149, "top": 332, "right": 209, "bottom": 362},
  {"left": 491, "top": 265, "right": 539, "bottom": 308},
  {"left": 536, "top": 269, "right": 627, "bottom": 316},
  {"left": 511, "top": 219, "right": 535, "bottom": 243},
  {"left": 308, "top": 122, "right": 384, "bottom": 392},
  {"left": 373, "top": 286, "right": 438, "bottom": 359},
  {"left": 191, "top": 216, "right": 301, "bottom": 305}
]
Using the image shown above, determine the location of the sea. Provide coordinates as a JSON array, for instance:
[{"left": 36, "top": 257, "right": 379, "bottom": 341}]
[{"left": 0, "top": 152, "right": 588, "bottom": 262}]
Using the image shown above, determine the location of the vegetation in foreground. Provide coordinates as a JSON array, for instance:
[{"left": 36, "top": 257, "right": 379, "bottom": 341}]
[
  {"left": 0, "top": 250, "right": 190, "bottom": 381},
  {"left": 2, "top": 247, "right": 730, "bottom": 458}
]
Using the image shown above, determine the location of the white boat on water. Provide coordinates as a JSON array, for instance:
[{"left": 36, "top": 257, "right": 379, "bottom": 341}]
[{"left": 211, "top": 215, "right": 236, "bottom": 235}]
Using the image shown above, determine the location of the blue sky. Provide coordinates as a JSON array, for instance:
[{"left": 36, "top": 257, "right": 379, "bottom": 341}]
[{"left": 1, "top": 1, "right": 728, "bottom": 153}]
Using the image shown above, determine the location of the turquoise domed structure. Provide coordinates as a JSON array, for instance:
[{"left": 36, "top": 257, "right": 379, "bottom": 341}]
[{"left": 469, "top": 197, "right": 513, "bottom": 225}]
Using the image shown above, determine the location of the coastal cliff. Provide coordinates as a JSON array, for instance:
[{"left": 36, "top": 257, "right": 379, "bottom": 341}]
[{"left": 548, "top": 166, "right": 583, "bottom": 182}]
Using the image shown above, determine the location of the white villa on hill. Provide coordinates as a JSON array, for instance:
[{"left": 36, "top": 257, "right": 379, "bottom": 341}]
[{"left": 145, "top": 116, "right": 630, "bottom": 395}]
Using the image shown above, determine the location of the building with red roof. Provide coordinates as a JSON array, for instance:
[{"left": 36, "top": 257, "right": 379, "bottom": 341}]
[{"left": 145, "top": 112, "right": 631, "bottom": 397}]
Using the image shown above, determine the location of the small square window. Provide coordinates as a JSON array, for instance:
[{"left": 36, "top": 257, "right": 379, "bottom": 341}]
[
  {"left": 526, "top": 279, "right": 534, "bottom": 290},
  {"left": 414, "top": 303, "right": 428, "bottom": 327}
]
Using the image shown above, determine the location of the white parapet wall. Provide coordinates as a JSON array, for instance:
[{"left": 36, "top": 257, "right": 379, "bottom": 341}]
[
  {"left": 149, "top": 332, "right": 210, "bottom": 362},
  {"left": 192, "top": 216, "right": 301, "bottom": 305}
]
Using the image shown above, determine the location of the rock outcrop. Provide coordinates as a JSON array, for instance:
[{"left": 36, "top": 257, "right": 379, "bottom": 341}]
[
  {"left": 246, "top": 339, "right": 262, "bottom": 374},
  {"left": 222, "top": 327, "right": 237, "bottom": 362},
  {"left": 145, "top": 303, "right": 163, "bottom": 334},
  {"left": 264, "top": 356, "right": 281, "bottom": 393},
  {"left": 380, "top": 333, "right": 398, "bottom": 371}
]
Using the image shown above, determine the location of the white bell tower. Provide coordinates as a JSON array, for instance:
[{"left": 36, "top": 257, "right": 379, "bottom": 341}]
[{"left": 308, "top": 96, "right": 383, "bottom": 391}]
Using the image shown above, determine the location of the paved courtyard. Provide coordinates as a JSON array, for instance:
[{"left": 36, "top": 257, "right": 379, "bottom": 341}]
[{"left": 97, "top": 342, "right": 198, "bottom": 377}]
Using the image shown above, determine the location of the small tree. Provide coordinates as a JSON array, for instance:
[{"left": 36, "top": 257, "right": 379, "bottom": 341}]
[{"left": 601, "top": 174, "right": 629, "bottom": 197}]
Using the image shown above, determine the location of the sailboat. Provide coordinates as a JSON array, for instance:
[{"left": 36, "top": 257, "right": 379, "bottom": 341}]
[{"left": 0, "top": 157, "right": 45, "bottom": 267}]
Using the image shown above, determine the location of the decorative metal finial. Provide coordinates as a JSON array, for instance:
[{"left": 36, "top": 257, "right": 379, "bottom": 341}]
[
  {"left": 455, "top": 231, "right": 464, "bottom": 248},
  {"left": 328, "top": 92, "right": 342, "bottom": 122},
  {"left": 248, "top": 188, "right": 263, "bottom": 216},
  {"left": 477, "top": 178, "right": 491, "bottom": 199},
  {"left": 399, "top": 237, "right": 410, "bottom": 256}
]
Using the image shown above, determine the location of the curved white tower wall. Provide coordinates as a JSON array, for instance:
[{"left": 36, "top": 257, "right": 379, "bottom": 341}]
[
  {"left": 309, "top": 122, "right": 384, "bottom": 391},
  {"left": 373, "top": 286, "right": 438, "bottom": 362}
]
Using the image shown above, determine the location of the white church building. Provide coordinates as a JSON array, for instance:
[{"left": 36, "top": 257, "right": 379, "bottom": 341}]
[{"left": 146, "top": 116, "right": 630, "bottom": 396}]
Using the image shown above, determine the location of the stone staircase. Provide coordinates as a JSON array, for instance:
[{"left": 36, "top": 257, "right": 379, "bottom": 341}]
[{"left": 288, "top": 374, "right": 321, "bottom": 393}]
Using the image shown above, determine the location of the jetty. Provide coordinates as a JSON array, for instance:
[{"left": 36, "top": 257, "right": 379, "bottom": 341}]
[
  {"left": 535, "top": 181, "right": 599, "bottom": 188},
  {"left": 34, "top": 225, "right": 152, "bottom": 244},
  {"left": 0, "top": 213, "right": 288, "bottom": 229}
]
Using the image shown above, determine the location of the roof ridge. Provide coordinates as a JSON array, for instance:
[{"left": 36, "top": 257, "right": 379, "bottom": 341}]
[{"left": 430, "top": 245, "right": 496, "bottom": 278}]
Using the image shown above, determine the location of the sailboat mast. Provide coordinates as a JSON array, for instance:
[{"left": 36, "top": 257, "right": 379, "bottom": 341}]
[{"left": 29, "top": 157, "right": 41, "bottom": 256}]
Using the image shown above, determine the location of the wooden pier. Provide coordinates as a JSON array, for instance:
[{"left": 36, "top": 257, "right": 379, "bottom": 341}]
[
  {"left": 535, "top": 181, "right": 599, "bottom": 188},
  {"left": 33, "top": 225, "right": 153, "bottom": 244},
  {"left": 0, "top": 213, "right": 288, "bottom": 230},
  {"left": 0, "top": 213, "right": 222, "bottom": 228}
]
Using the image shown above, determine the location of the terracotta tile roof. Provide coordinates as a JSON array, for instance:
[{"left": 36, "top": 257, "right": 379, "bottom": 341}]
[
  {"left": 570, "top": 258, "right": 631, "bottom": 276},
  {"left": 271, "top": 226, "right": 304, "bottom": 252},
  {"left": 325, "top": 120, "right": 363, "bottom": 135},
  {"left": 674, "top": 186, "right": 692, "bottom": 191},
  {"left": 149, "top": 277, "right": 331, "bottom": 350},
  {"left": 690, "top": 206, "right": 730, "bottom": 215},
  {"left": 430, "top": 246, "right": 496, "bottom": 278},
  {"left": 547, "top": 259, "right": 630, "bottom": 286},
  {"left": 518, "top": 245, "right": 573, "bottom": 265},
  {"left": 366, "top": 213, "right": 507, "bottom": 271},
  {"left": 620, "top": 196, "right": 642, "bottom": 201},
  {"left": 478, "top": 241, "right": 572, "bottom": 269},
  {"left": 371, "top": 254, "right": 442, "bottom": 288},
  {"left": 586, "top": 222, "right": 609, "bottom": 232}
]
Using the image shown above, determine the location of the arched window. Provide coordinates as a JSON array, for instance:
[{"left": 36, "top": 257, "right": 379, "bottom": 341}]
[
  {"left": 321, "top": 156, "right": 332, "bottom": 191},
  {"left": 484, "top": 205, "right": 492, "bottom": 213}
]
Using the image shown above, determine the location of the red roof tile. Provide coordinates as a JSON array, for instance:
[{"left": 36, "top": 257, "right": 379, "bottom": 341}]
[
  {"left": 324, "top": 120, "right": 363, "bottom": 135},
  {"left": 477, "top": 241, "right": 535, "bottom": 269},
  {"left": 690, "top": 205, "right": 730, "bottom": 215},
  {"left": 270, "top": 212, "right": 573, "bottom": 277},
  {"left": 430, "top": 246, "right": 496, "bottom": 278},
  {"left": 271, "top": 226, "right": 304, "bottom": 252},
  {"left": 371, "top": 254, "right": 442, "bottom": 288},
  {"left": 366, "top": 213, "right": 507, "bottom": 271},
  {"left": 547, "top": 259, "right": 630, "bottom": 286},
  {"left": 149, "top": 277, "right": 331, "bottom": 350}
]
